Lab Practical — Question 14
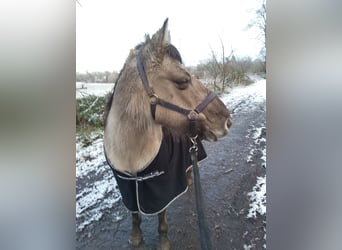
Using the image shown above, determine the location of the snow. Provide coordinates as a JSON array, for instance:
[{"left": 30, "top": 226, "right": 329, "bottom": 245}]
[
  {"left": 221, "top": 78, "right": 266, "bottom": 221},
  {"left": 76, "top": 82, "right": 114, "bottom": 99},
  {"left": 221, "top": 77, "right": 266, "bottom": 116},
  {"left": 76, "top": 134, "right": 121, "bottom": 232},
  {"left": 244, "top": 244, "right": 254, "bottom": 250},
  {"left": 247, "top": 176, "right": 266, "bottom": 218},
  {"left": 221, "top": 79, "right": 267, "bottom": 220},
  {"left": 76, "top": 76, "right": 266, "bottom": 232},
  {"left": 246, "top": 125, "right": 266, "bottom": 167}
]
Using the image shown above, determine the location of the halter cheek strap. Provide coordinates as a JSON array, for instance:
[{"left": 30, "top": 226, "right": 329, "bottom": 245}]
[{"left": 136, "top": 50, "right": 217, "bottom": 136}]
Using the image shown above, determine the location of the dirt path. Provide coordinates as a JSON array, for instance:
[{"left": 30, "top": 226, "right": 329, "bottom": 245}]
[
  {"left": 76, "top": 79, "right": 266, "bottom": 250},
  {"left": 76, "top": 94, "right": 266, "bottom": 250}
]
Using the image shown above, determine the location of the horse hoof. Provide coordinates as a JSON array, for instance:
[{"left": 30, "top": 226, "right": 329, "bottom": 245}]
[
  {"left": 159, "top": 235, "right": 170, "bottom": 250},
  {"left": 129, "top": 235, "right": 143, "bottom": 247}
]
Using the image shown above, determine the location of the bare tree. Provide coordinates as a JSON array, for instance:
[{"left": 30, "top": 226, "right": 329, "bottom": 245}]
[
  {"left": 208, "top": 37, "right": 235, "bottom": 93},
  {"left": 219, "top": 36, "right": 227, "bottom": 93},
  {"left": 246, "top": 0, "right": 266, "bottom": 63},
  {"left": 208, "top": 47, "right": 221, "bottom": 91}
]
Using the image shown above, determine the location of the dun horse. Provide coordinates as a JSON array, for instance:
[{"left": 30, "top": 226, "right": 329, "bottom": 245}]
[{"left": 104, "top": 19, "right": 232, "bottom": 249}]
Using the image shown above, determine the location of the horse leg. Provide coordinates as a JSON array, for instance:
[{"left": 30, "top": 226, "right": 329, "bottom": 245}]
[
  {"left": 158, "top": 209, "right": 170, "bottom": 250},
  {"left": 186, "top": 168, "right": 193, "bottom": 186},
  {"left": 129, "top": 212, "right": 143, "bottom": 246}
]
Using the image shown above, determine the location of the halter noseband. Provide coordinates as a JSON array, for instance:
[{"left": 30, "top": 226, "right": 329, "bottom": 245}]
[{"left": 136, "top": 50, "right": 217, "bottom": 137}]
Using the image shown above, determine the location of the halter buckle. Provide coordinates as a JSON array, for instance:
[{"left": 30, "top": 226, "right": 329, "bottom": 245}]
[
  {"left": 188, "top": 110, "right": 199, "bottom": 120},
  {"left": 149, "top": 94, "right": 158, "bottom": 105}
]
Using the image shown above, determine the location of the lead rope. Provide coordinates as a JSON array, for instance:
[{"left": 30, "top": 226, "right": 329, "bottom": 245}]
[{"left": 189, "top": 136, "right": 212, "bottom": 250}]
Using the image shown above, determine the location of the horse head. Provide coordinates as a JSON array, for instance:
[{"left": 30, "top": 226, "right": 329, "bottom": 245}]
[{"left": 132, "top": 18, "right": 232, "bottom": 141}]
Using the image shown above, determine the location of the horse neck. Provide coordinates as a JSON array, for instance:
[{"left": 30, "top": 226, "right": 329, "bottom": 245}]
[{"left": 104, "top": 94, "right": 163, "bottom": 175}]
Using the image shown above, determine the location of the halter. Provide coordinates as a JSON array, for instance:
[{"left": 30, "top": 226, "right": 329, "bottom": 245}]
[{"left": 136, "top": 50, "right": 217, "bottom": 138}]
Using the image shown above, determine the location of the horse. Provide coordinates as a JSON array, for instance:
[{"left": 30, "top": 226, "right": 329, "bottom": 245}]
[{"left": 103, "top": 18, "right": 232, "bottom": 250}]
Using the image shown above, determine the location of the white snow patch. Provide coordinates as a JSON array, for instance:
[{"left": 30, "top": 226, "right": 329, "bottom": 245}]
[
  {"left": 76, "top": 136, "right": 107, "bottom": 178},
  {"left": 246, "top": 148, "right": 257, "bottom": 163},
  {"left": 261, "top": 148, "right": 266, "bottom": 163},
  {"left": 253, "top": 127, "right": 264, "bottom": 140},
  {"left": 247, "top": 175, "right": 266, "bottom": 218},
  {"left": 76, "top": 82, "right": 114, "bottom": 98},
  {"left": 76, "top": 179, "right": 121, "bottom": 231},
  {"left": 221, "top": 79, "right": 266, "bottom": 115},
  {"left": 244, "top": 244, "right": 254, "bottom": 250},
  {"left": 246, "top": 125, "right": 266, "bottom": 167},
  {"left": 76, "top": 133, "right": 122, "bottom": 232}
]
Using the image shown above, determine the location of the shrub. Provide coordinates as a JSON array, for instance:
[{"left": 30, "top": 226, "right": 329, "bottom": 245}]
[{"left": 76, "top": 92, "right": 111, "bottom": 133}]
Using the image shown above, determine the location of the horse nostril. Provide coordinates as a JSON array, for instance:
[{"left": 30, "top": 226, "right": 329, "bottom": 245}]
[{"left": 226, "top": 117, "right": 232, "bottom": 128}]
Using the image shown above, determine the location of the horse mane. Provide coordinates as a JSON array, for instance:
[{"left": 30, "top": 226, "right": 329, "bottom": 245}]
[
  {"left": 162, "top": 126, "right": 184, "bottom": 143},
  {"left": 103, "top": 65, "right": 124, "bottom": 128},
  {"left": 165, "top": 44, "right": 182, "bottom": 64}
]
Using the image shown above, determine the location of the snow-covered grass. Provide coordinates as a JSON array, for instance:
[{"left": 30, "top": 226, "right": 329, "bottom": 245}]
[
  {"left": 76, "top": 77, "right": 266, "bottom": 232},
  {"left": 221, "top": 77, "right": 266, "bottom": 116}
]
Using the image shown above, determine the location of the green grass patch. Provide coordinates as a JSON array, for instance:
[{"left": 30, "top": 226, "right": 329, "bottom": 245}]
[{"left": 76, "top": 92, "right": 111, "bottom": 135}]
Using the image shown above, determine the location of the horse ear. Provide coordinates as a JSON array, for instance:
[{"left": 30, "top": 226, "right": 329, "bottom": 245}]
[
  {"left": 162, "top": 18, "right": 171, "bottom": 45},
  {"left": 151, "top": 18, "right": 171, "bottom": 48}
]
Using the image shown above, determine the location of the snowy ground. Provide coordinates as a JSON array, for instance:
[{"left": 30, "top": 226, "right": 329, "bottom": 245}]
[
  {"left": 221, "top": 77, "right": 266, "bottom": 220},
  {"left": 76, "top": 82, "right": 114, "bottom": 99},
  {"left": 76, "top": 134, "right": 121, "bottom": 232},
  {"left": 75, "top": 77, "right": 266, "bottom": 235}
]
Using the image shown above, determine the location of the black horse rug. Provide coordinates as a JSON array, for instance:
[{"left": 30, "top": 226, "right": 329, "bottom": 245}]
[{"left": 106, "top": 128, "right": 207, "bottom": 215}]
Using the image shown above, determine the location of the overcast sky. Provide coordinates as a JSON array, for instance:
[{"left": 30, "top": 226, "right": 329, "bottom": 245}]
[{"left": 76, "top": 0, "right": 263, "bottom": 72}]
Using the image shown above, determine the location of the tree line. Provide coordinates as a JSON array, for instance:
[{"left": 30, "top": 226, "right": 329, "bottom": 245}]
[
  {"left": 76, "top": 71, "right": 119, "bottom": 83},
  {"left": 188, "top": 53, "right": 265, "bottom": 93},
  {"left": 77, "top": 54, "right": 265, "bottom": 94}
]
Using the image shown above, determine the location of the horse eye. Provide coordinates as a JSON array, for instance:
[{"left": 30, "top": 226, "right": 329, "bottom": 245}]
[
  {"left": 175, "top": 77, "right": 190, "bottom": 85},
  {"left": 175, "top": 79, "right": 187, "bottom": 84},
  {"left": 174, "top": 78, "right": 189, "bottom": 89}
]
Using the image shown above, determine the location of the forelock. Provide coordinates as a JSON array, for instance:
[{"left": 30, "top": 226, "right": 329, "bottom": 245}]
[{"left": 165, "top": 44, "right": 182, "bottom": 64}]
